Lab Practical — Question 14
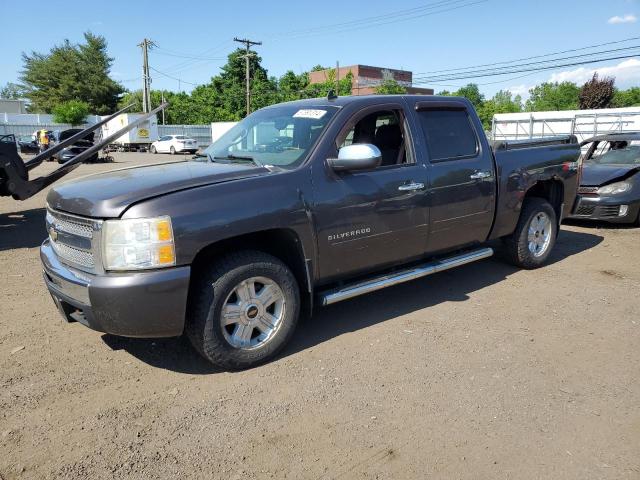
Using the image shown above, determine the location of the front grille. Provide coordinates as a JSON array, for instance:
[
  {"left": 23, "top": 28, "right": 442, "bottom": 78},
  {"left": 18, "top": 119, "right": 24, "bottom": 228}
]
[
  {"left": 46, "top": 208, "right": 102, "bottom": 273},
  {"left": 573, "top": 203, "right": 620, "bottom": 218},
  {"left": 575, "top": 204, "right": 596, "bottom": 216},
  {"left": 51, "top": 241, "right": 95, "bottom": 268},
  {"left": 598, "top": 205, "right": 621, "bottom": 218}
]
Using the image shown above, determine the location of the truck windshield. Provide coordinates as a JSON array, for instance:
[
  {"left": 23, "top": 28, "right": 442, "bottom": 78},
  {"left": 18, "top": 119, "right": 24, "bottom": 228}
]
[{"left": 204, "top": 105, "right": 339, "bottom": 169}]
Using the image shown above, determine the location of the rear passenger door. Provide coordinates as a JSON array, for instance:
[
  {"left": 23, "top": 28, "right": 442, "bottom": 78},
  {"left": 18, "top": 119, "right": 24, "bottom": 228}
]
[{"left": 413, "top": 101, "right": 496, "bottom": 253}]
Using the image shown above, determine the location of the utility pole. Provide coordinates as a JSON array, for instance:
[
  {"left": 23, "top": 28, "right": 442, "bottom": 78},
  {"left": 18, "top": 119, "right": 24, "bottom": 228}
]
[
  {"left": 161, "top": 92, "right": 166, "bottom": 125},
  {"left": 336, "top": 61, "right": 340, "bottom": 96},
  {"left": 138, "top": 38, "right": 155, "bottom": 113},
  {"left": 233, "top": 37, "right": 262, "bottom": 116}
]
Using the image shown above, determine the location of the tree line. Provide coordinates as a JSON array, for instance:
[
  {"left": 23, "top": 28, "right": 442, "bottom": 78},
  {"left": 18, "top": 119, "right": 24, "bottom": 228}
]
[{"left": 1, "top": 32, "right": 639, "bottom": 128}]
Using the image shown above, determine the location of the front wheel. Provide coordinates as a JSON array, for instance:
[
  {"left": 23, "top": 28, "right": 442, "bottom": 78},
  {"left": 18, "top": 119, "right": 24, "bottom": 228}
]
[
  {"left": 186, "top": 251, "right": 300, "bottom": 370},
  {"left": 502, "top": 197, "right": 557, "bottom": 269},
  {"left": 169, "top": 146, "right": 176, "bottom": 155},
  {"left": 150, "top": 145, "right": 157, "bottom": 154}
]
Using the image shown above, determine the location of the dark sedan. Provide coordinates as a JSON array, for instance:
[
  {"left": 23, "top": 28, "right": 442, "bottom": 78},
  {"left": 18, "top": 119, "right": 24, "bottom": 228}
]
[
  {"left": 18, "top": 135, "right": 39, "bottom": 154},
  {"left": 569, "top": 133, "right": 640, "bottom": 225},
  {"left": 52, "top": 129, "right": 97, "bottom": 164}
]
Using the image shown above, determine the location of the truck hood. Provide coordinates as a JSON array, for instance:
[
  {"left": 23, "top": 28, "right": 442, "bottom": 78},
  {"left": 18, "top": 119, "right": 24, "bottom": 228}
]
[
  {"left": 580, "top": 163, "right": 640, "bottom": 186},
  {"left": 47, "top": 160, "right": 269, "bottom": 218}
]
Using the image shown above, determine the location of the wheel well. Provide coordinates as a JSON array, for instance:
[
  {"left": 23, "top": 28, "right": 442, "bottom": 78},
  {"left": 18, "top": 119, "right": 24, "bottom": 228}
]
[
  {"left": 190, "top": 229, "right": 311, "bottom": 296},
  {"left": 524, "top": 179, "right": 564, "bottom": 221}
]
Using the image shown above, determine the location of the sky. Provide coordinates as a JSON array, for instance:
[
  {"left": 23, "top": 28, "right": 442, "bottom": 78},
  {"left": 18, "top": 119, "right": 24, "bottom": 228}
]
[{"left": 1, "top": 0, "right": 639, "bottom": 100}]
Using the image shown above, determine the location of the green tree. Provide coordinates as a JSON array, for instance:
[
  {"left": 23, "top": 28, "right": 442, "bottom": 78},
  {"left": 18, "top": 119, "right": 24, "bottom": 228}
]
[
  {"left": 525, "top": 82, "right": 580, "bottom": 111},
  {"left": 0, "top": 82, "right": 27, "bottom": 99},
  {"left": 612, "top": 87, "right": 640, "bottom": 108},
  {"left": 20, "top": 32, "right": 123, "bottom": 114},
  {"left": 477, "top": 90, "right": 523, "bottom": 130},
  {"left": 375, "top": 79, "right": 407, "bottom": 94},
  {"left": 453, "top": 83, "right": 485, "bottom": 109},
  {"left": 52, "top": 100, "right": 90, "bottom": 125},
  {"left": 579, "top": 73, "right": 615, "bottom": 109}
]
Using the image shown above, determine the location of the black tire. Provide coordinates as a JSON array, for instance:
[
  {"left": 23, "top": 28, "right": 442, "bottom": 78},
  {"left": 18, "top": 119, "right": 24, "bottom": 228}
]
[
  {"left": 502, "top": 197, "right": 557, "bottom": 269},
  {"left": 170, "top": 146, "right": 176, "bottom": 155},
  {"left": 150, "top": 145, "right": 157, "bottom": 154},
  {"left": 186, "top": 250, "right": 300, "bottom": 370}
]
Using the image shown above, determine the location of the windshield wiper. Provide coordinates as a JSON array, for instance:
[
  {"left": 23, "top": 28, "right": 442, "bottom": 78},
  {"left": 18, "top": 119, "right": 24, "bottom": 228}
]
[{"left": 213, "top": 154, "right": 262, "bottom": 167}]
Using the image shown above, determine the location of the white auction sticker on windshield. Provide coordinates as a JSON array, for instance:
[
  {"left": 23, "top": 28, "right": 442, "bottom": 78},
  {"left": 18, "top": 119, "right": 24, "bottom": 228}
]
[{"left": 293, "top": 109, "right": 327, "bottom": 119}]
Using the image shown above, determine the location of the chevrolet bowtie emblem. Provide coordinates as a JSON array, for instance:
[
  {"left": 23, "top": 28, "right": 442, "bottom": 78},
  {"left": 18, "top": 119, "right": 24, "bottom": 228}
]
[{"left": 49, "top": 226, "right": 58, "bottom": 241}]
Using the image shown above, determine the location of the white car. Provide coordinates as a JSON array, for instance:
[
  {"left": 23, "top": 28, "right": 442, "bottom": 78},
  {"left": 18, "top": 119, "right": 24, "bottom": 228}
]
[{"left": 150, "top": 135, "right": 198, "bottom": 154}]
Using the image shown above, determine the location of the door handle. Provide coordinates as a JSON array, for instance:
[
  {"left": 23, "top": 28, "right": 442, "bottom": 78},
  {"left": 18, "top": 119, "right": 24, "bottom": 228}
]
[
  {"left": 470, "top": 170, "right": 492, "bottom": 180},
  {"left": 398, "top": 182, "right": 425, "bottom": 191}
]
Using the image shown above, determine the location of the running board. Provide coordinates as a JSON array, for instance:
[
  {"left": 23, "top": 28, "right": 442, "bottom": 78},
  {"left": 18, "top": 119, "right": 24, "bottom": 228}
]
[{"left": 319, "top": 247, "right": 494, "bottom": 306}]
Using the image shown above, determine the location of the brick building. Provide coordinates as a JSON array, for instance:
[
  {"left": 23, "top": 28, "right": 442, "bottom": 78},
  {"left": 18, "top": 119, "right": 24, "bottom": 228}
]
[{"left": 308, "top": 64, "right": 433, "bottom": 96}]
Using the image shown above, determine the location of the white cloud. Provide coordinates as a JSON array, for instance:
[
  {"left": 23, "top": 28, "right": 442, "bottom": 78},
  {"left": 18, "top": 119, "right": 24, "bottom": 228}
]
[
  {"left": 607, "top": 14, "right": 637, "bottom": 24},
  {"left": 549, "top": 58, "right": 640, "bottom": 88},
  {"left": 507, "top": 84, "right": 531, "bottom": 98}
]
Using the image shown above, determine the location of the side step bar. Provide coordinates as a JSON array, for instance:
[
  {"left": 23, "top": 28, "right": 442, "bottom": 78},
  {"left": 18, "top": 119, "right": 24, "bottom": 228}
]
[{"left": 319, "top": 247, "right": 494, "bottom": 306}]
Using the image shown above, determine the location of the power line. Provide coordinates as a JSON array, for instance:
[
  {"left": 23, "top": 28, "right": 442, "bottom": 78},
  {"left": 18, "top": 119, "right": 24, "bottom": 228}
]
[
  {"left": 153, "top": 51, "right": 226, "bottom": 61},
  {"left": 412, "top": 45, "right": 640, "bottom": 82},
  {"left": 154, "top": 40, "right": 234, "bottom": 75},
  {"left": 150, "top": 67, "right": 199, "bottom": 87},
  {"left": 413, "top": 35, "right": 640, "bottom": 75},
  {"left": 270, "top": 0, "right": 487, "bottom": 40},
  {"left": 267, "top": 0, "right": 471, "bottom": 38},
  {"left": 412, "top": 53, "right": 640, "bottom": 85}
]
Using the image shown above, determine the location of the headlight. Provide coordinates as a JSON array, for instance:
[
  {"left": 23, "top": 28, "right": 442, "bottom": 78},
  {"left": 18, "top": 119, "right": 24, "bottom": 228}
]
[
  {"left": 103, "top": 216, "right": 175, "bottom": 271},
  {"left": 597, "top": 181, "right": 632, "bottom": 195}
]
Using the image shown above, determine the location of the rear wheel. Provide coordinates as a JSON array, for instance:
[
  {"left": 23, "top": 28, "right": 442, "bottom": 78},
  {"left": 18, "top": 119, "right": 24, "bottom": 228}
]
[
  {"left": 186, "top": 251, "right": 300, "bottom": 370},
  {"left": 502, "top": 197, "right": 557, "bottom": 269},
  {"left": 170, "top": 146, "right": 176, "bottom": 155}
]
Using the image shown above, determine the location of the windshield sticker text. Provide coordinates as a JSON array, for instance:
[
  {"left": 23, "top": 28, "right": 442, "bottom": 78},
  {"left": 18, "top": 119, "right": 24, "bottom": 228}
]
[{"left": 293, "top": 109, "right": 327, "bottom": 120}]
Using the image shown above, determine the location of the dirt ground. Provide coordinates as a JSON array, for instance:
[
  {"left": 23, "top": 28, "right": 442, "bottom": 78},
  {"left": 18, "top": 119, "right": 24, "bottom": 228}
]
[{"left": 1, "top": 152, "right": 639, "bottom": 479}]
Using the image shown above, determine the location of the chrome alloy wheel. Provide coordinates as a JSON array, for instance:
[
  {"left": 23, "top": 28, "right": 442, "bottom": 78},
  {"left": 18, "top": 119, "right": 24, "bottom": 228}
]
[
  {"left": 527, "top": 212, "right": 552, "bottom": 257},
  {"left": 221, "top": 276, "right": 286, "bottom": 349}
]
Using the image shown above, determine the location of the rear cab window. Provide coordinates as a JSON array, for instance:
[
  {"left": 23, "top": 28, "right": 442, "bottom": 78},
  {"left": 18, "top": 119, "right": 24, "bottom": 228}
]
[{"left": 416, "top": 107, "right": 479, "bottom": 162}]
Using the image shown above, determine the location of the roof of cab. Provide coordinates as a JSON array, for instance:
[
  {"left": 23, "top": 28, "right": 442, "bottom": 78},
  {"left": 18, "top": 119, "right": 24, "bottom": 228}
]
[{"left": 263, "top": 94, "right": 469, "bottom": 109}]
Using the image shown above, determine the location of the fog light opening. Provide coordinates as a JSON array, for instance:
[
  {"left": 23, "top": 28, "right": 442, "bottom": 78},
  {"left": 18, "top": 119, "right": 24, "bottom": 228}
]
[{"left": 619, "top": 205, "right": 629, "bottom": 217}]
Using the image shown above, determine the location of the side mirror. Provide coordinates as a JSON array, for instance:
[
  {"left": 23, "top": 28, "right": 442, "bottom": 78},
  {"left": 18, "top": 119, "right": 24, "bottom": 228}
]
[{"left": 328, "top": 144, "right": 382, "bottom": 172}]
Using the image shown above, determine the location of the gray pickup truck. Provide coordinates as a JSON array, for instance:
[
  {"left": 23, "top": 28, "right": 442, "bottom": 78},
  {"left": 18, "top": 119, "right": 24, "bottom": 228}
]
[{"left": 41, "top": 95, "right": 580, "bottom": 369}]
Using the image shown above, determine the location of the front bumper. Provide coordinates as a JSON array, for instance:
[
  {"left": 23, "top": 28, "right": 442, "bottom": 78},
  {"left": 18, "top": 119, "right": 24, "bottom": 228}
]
[
  {"left": 41, "top": 239, "right": 191, "bottom": 337},
  {"left": 569, "top": 195, "right": 640, "bottom": 223}
]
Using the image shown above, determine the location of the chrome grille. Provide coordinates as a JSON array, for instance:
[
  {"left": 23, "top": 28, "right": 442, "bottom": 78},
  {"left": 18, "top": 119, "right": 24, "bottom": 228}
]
[
  {"left": 46, "top": 208, "right": 102, "bottom": 273},
  {"left": 50, "top": 215, "right": 93, "bottom": 238},
  {"left": 51, "top": 241, "right": 95, "bottom": 268}
]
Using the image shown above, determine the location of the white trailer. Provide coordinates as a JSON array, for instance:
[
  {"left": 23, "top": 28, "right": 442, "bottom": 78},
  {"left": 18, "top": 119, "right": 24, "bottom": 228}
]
[
  {"left": 492, "top": 107, "right": 640, "bottom": 144},
  {"left": 211, "top": 122, "right": 237, "bottom": 144},
  {"left": 101, "top": 113, "right": 159, "bottom": 151}
]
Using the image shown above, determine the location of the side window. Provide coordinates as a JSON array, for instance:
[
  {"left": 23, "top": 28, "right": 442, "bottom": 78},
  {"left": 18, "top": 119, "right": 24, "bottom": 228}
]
[
  {"left": 417, "top": 109, "right": 478, "bottom": 161},
  {"left": 338, "top": 109, "right": 413, "bottom": 167}
]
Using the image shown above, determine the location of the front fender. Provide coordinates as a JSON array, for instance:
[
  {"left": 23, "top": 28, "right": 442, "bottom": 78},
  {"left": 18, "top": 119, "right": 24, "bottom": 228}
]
[{"left": 120, "top": 169, "right": 317, "bottom": 271}]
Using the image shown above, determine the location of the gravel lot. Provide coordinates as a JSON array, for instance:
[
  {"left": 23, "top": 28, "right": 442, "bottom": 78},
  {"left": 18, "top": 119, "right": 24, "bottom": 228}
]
[{"left": 1, "top": 152, "right": 639, "bottom": 479}]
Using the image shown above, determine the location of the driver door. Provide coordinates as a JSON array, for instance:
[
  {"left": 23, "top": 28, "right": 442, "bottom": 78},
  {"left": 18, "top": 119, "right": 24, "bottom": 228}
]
[{"left": 311, "top": 104, "right": 430, "bottom": 283}]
